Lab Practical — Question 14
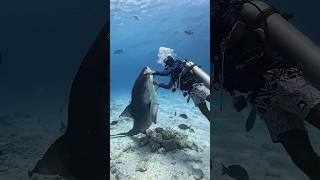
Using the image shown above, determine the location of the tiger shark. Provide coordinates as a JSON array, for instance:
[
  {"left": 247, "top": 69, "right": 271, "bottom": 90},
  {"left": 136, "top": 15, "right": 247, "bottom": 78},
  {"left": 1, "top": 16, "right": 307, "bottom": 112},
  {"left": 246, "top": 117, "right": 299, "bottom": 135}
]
[
  {"left": 29, "top": 23, "right": 108, "bottom": 179},
  {"left": 111, "top": 66, "right": 159, "bottom": 137}
]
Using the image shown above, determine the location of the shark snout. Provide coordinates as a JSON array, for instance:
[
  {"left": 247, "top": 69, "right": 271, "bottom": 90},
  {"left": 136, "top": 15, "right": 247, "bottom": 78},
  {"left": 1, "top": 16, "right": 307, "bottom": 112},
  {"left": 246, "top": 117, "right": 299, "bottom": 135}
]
[
  {"left": 143, "top": 66, "right": 153, "bottom": 76},
  {"left": 144, "top": 66, "right": 151, "bottom": 71}
]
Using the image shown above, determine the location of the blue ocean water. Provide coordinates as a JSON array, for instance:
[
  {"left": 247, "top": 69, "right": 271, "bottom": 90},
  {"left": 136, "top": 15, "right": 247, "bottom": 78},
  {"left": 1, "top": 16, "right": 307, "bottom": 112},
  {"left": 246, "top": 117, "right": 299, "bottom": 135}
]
[
  {"left": 110, "top": 2, "right": 210, "bottom": 178},
  {"left": 110, "top": 0, "right": 210, "bottom": 96}
]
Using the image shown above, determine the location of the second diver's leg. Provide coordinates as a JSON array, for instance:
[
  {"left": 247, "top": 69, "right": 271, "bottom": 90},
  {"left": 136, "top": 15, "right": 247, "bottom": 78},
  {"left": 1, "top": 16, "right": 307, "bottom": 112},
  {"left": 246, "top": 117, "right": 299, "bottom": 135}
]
[
  {"left": 198, "top": 102, "right": 211, "bottom": 122},
  {"left": 279, "top": 130, "right": 320, "bottom": 180},
  {"left": 206, "top": 94, "right": 211, "bottom": 102}
]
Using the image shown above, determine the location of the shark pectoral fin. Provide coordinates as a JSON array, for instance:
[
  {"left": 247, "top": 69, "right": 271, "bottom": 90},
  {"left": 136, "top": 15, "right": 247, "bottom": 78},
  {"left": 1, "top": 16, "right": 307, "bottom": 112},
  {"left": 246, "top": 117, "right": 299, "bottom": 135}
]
[
  {"left": 151, "top": 103, "right": 159, "bottom": 124},
  {"left": 119, "top": 104, "right": 133, "bottom": 118}
]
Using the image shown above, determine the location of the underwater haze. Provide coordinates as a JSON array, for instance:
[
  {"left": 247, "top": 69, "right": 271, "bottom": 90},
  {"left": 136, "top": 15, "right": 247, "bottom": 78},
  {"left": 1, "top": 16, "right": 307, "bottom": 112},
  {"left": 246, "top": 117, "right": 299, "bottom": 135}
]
[
  {"left": 0, "top": 0, "right": 105, "bottom": 179},
  {"left": 212, "top": 1, "right": 320, "bottom": 180},
  {"left": 110, "top": 0, "right": 210, "bottom": 94},
  {"left": 110, "top": 0, "right": 210, "bottom": 179}
]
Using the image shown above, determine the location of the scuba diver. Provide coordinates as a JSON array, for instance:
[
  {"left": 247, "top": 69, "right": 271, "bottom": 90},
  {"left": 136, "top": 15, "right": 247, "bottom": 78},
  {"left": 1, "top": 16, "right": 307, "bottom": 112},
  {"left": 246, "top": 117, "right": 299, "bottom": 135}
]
[
  {"left": 213, "top": 0, "right": 320, "bottom": 179},
  {"left": 145, "top": 55, "right": 211, "bottom": 121}
]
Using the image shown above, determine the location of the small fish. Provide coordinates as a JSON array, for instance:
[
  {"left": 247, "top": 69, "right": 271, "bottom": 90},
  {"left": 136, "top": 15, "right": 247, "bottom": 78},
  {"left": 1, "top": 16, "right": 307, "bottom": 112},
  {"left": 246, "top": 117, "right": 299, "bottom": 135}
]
[
  {"left": 113, "top": 49, "right": 123, "bottom": 54},
  {"left": 133, "top": 15, "right": 139, "bottom": 21},
  {"left": 184, "top": 30, "right": 194, "bottom": 35},
  {"left": 178, "top": 124, "right": 190, "bottom": 130},
  {"left": 174, "top": 112, "right": 177, "bottom": 116},
  {"left": 222, "top": 163, "right": 249, "bottom": 180},
  {"left": 179, "top": 114, "right": 188, "bottom": 119},
  {"left": 111, "top": 121, "right": 118, "bottom": 125}
]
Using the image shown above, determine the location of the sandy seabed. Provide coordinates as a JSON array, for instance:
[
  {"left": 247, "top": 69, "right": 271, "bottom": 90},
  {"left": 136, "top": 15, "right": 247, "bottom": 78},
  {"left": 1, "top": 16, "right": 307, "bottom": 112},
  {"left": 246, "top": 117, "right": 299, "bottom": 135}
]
[
  {"left": 110, "top": 91, "right": 210, "bottom": 180},
  {"left": 0, "top": 104, "right": 69, "bottom": 180},
  {"left": 212, "top": 96, "right": 320, "bottom": 180}
]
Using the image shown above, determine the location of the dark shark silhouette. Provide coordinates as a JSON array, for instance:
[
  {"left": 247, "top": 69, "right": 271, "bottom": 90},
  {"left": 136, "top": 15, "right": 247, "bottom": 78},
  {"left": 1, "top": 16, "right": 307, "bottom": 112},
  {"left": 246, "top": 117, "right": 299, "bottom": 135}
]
[{"left": 29, "top": 23, "right": 108, "bottom": 179}]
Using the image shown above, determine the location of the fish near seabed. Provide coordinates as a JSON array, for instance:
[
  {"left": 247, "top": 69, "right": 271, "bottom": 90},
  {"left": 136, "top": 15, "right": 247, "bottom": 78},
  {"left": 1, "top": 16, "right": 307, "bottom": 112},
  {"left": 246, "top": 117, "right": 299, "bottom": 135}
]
[
  {"left": 178, "top": 124, "right": 190, "bottom": 130},
  {"left": 184, "top": 30, "right": 194, "bottom": 35},
  {"left": 113, "top": 49, "right": 123, "bottom": 54},
  {"left": 222, "top": 163, "right": 249, "bottom": 180},
  {"left": 111, "top": 66, "right": 159, "bottom": 137},
  {"left": 179, "top": 113, "right": 188, "bottom": 119},
  {"left": 133, "top": 15, "right": 139, "bottom": 20}
]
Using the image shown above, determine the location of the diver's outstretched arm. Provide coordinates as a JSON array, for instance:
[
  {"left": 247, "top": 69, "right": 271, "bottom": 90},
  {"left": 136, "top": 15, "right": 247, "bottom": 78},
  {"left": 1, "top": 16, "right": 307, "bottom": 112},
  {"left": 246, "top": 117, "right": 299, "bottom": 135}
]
[
  {"left": 157, "top": 81, "right": 173, "bottom": 89},
  {"left": 153, "top": 69, "right": 171, "bottom": 76}
]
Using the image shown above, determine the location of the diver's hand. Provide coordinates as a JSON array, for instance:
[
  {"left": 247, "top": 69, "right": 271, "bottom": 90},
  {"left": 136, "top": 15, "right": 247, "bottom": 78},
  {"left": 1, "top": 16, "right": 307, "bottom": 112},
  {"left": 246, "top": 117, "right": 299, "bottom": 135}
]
[{"left": 153, "top": 80, "right": 158, "bottom": 86}]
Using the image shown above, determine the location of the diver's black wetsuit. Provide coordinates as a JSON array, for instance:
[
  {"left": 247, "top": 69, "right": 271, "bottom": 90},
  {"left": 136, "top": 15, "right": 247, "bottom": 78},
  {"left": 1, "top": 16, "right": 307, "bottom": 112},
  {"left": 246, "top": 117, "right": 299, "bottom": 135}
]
[
  {"left": 153, "top": 60, "right": 198, "bottom": 92},
  {"left": 152, "top": 59, "right": 211, "bottom": 121},
  {"left": 213, "top": 2, "right": 297, "bottom": 94},
  {"left": 213, "top": 1, "right": 320, "bottom": 179}
]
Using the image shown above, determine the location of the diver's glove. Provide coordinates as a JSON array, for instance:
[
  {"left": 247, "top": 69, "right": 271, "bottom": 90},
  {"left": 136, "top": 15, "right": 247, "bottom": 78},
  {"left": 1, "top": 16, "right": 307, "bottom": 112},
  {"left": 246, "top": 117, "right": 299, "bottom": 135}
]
[
  {"left": 144, "top": 70, "right": 155, "bottom": 75},
  {"left": 153, "top": 80, "right": 158, "bottom": 86}
]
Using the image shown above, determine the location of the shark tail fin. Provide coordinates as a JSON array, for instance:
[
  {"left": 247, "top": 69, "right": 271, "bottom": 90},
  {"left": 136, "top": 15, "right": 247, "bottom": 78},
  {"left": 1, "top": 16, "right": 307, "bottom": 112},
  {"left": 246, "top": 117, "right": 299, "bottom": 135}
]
[
  {"left": 30, "top": 135, "right": 72, "bottom": 178},
  {"left": 110, "top": 132, "right": 128, "bottom": 138},
  {"left": 110, "top": 128, "right": 141, "bottom": 138}
]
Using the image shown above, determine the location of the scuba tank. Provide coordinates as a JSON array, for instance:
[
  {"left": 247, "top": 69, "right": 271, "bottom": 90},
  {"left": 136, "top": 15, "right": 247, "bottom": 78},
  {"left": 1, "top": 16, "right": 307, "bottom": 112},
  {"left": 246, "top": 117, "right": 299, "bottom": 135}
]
[
  {"left": 232, "top": 0, "right": 320, "bottom": 88},
  {"left": 183, "top": 60, "right": 210, "bottom": 89}
]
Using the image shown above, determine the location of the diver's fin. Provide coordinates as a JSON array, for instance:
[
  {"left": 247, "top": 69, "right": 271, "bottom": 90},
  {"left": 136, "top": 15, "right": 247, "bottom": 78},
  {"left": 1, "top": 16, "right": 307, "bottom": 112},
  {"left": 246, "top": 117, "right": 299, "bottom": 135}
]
[
  {"left": 246, "top": 107, "right": 257, "bottom": 132},
  {"left": 119, "top": 104, "right": 133, "bottom": 118},
  {"left": 151, "top": 103, "right": 159, "bottom": 124}
]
